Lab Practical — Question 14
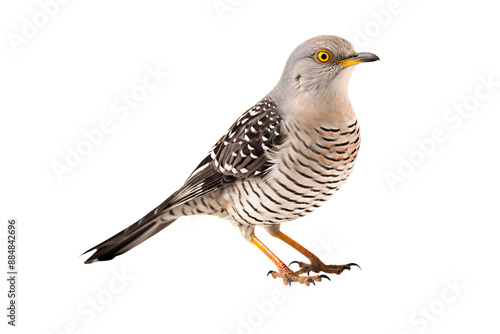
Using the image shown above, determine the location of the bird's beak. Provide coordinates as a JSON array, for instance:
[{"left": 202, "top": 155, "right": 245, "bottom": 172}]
[{"left": 334, "top": 52, "right": 380, "bottom": 68}]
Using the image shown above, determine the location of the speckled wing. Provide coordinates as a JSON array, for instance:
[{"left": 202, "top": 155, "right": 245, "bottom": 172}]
[
  {"left": 157, "top": 97, "right": 284, "bottom": 212},
  {"left": 211, "top": 97, "right": 283, "bottom": 177}
]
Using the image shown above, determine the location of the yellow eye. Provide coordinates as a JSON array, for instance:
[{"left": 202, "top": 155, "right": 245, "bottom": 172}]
[{"left": 315, "top": 50, "right": 332, "bottom": 63}]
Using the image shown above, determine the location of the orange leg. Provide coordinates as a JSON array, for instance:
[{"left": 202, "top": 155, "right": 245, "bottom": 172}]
[
  {"left": 251, "top": 236, "right": 288, "bottom": 272},
  {"left": 270, "top": 230, "right": 359, "bottom": 276},
  {"left": 251, "top": 236, "right": 329, "bottom": 286}
]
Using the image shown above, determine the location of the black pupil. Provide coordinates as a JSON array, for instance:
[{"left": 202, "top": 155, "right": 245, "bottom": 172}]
[{"left": 321, "top": 53, "right": 327, "bottom": 60}]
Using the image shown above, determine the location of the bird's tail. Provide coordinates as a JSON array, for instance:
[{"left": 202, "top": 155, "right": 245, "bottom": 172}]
[{"left": 82, "top": 209, "right": 178, "bottom": 264}]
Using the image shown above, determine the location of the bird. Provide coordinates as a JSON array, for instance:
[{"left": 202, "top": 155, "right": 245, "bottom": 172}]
[{"left": 83, "top": 35, "right": 379, "bottom": 286}]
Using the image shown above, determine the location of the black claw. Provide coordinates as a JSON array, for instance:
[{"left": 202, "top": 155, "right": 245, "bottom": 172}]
[
  {"left": 289, "top": 261, "right": 300, "bottom": 267},
  {"left": 348, "top": 263, "right": 361, "bottom": 270},
  {"left": 342, "top": 266, "right": 350, "bottom": 271},
  {"left": 308, "top": 278, "right": 316, "bottom": 286},
  {"left": 319, "top": 274, "right": 331, "bottom": 281},
  {"left": 267, "top": 270, "right": 274, "bottom": 277},
  {"left": 307, "top": 269, "right": 311, "bottom": 276},
  {"left": 287, "top": 279, "right": 292, "bottom": 287}
]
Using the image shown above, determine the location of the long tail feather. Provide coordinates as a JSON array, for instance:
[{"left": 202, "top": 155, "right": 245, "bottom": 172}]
[{"left": 83, "top": 209, "right": 178, "bottom": 264}]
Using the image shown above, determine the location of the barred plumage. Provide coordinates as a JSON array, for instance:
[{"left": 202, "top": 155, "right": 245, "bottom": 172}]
[
  {"left": 83, "top": 35, "right": 378, "bottom": 286},
  {"left": 221, "top": 109, "right": 360, "bottom": 236}
]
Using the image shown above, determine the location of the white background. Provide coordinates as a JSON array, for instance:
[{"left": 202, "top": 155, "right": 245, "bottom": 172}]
[{"left": 1, "top": 0, "right": 499, "bottom": 333}]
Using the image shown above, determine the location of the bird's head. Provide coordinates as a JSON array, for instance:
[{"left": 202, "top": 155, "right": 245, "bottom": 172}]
[{"left": 271, "top": 35, "right": 379, "bottom": 108}]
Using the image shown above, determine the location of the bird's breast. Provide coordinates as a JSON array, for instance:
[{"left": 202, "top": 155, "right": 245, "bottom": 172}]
[
  {"left": 283, "top": 118, "right": 360, "bottom": 173},
  {"left": 221, "top": 118, "right": 361, "bottom": 228}
]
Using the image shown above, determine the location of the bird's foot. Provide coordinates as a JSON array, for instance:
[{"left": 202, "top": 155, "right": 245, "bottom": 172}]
[
  {"left": 267, "top": 267, "right": 330, "bottom": 286},
  {"left": 289, "top": 260, "right": 360, "bottom": 276}
]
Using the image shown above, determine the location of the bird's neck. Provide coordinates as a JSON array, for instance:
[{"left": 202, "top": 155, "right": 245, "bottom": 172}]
[
  {"left": 290, "top": 92, "right": 356, "bottom": 132},
  {"left": 275, "top": 67, "right": 357, "bottom": 130}
]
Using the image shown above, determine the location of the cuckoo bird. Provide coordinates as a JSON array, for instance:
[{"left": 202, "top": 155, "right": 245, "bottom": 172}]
[{"left": 83, "top": 35, "right": 379, "bottom": 286}]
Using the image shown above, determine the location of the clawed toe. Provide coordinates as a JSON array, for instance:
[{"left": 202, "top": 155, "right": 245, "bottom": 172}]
[
  {"left": 289, "top": 261, "right": 316, "bottom": 275},
  {"left": 266, "top": 268, "right": 330, "bottom": 286},
  {"left": 322, "top": 262, "right": 360, "bottom": 275},
  {"left": 347, "top": 263, "right": 361, "bottom": 270},
  {"left": 288, "top": 260, "right": 361, "bottom": 275}
]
